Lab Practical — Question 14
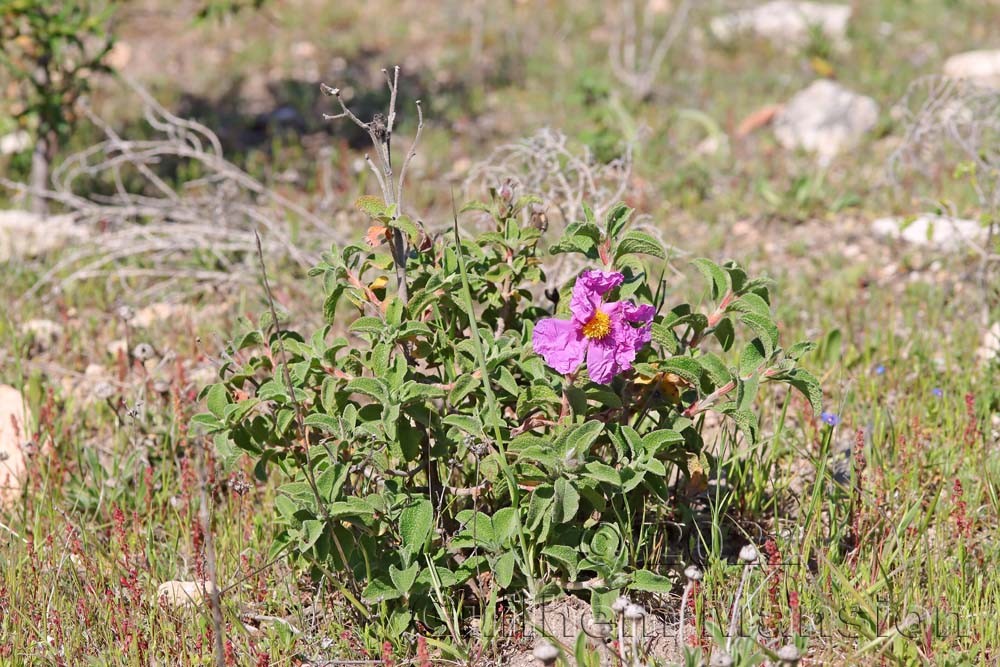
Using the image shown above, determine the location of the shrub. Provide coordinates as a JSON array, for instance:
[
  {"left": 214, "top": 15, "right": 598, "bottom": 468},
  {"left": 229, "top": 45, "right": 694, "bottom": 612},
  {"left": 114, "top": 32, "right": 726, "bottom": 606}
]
[{"left": 192, "top": 73, "right": 822, "bottom": 642}]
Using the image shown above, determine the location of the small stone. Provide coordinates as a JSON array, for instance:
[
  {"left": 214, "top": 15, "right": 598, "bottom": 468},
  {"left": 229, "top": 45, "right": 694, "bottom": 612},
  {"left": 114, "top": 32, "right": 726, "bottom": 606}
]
[
  {"left": 943, "top": 50, "right": 1000, "bottom": 88},
  {"left": 156, "top": 580, "right": 217, "bottom": 609},
  {"left": 774, "top": 79, "right": 879, "bottom": 164},
  {"left": 0, "top": 385, "right": 32, "bottom": 506}
]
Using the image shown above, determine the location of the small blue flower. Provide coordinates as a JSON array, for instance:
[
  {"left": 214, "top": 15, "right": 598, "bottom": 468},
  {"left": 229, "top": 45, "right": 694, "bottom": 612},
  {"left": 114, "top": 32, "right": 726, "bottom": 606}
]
[
  {"left": 874, "top": 364, "right": 885, "bottom": 376},
  {"left": 820, "top": 411, "right": 841, "bottom": 427},
  {"left": 932, "top": 387, "right": 943, "bottom": 398}
]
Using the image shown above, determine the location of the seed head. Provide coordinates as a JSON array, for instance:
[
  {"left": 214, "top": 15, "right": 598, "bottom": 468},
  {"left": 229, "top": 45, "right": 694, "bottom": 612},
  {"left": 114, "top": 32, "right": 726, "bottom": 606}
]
[
  {"left": 611, "top": 596, "right": 630, "bottom": 613},
  {"left": 532, "top": 641, "right": 559, "bottom": 665},
  {"left": 739, "top": 544, "right": 758, "bottom": 565},
  {"left": 623, "top": 603, "right": 646, "bottom": 620},
  {"left": 684, "top": 565, "right": 703, "bottom": 582},
  {"left": 709, "top": 651, "right": 733, "bottom": 667},
  {"left": 132, "top": 343, "right": 155, "bottom": 361},
  {"left": 777, "top": 644, "right": 801, "bottom": 665}
]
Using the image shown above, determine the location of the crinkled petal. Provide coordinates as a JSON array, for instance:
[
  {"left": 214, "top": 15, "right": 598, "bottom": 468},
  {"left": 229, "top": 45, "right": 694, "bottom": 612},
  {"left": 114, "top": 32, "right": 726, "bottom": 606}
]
[
  {"left": 586, "top": 337, "right": 618, "bottom": 384},
  {"left": 532, "top": 318, "right": 587, "bottom": 375},
  {"left": 622, "top": 302, "right": 655, "bottom": 323},
  {"left": 570, "top": 270, "right": 625, "bottom": 324}
]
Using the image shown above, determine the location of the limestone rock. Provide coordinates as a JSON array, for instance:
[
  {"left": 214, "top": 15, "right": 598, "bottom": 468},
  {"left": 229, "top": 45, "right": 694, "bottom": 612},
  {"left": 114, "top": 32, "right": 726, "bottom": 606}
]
[
  {"left": 710, "top": 2, "right": 851, "bottom": 48},
  {"left": 0, "top": 209, "right": 87, "bottom": 262},
  {"left": 871, "top": 215, "right": 986, "bottom": 251},
  {"left": 156, "top": 580, "right": 218, "bottom": 608},
  {"left": 774, "top": 80, "right": 879, "bottom": 163},
  {"left": 0, "top": 131, "right": 30, "bottom": 155},
  {"left": 0, "top": 385, "right": 32, "bottom": 505},
  {"left": 943, "top": 50, "right": 1000, "bottom": 88}
]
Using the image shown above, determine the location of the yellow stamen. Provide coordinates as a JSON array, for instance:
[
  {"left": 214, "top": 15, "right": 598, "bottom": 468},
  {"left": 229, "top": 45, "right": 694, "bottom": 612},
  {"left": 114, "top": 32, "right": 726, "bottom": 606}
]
[{"left": 582, "top": 310, "right": 612, "bottom": 340}]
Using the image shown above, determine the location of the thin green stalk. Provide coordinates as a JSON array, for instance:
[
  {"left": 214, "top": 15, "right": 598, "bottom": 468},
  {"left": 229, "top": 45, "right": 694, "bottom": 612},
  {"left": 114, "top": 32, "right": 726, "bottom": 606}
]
[{"left": 451, "top": 207, "right": 537, "bottom": 595}]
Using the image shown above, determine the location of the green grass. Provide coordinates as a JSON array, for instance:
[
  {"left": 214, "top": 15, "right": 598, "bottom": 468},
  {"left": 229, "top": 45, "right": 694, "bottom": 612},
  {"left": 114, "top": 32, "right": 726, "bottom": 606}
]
[{"left": 2, "top": 0, "right": 999, "bottom": 664}]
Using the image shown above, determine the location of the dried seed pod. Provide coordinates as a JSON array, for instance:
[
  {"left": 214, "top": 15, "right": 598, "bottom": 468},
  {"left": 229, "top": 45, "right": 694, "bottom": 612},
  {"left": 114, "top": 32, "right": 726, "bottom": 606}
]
[
  {"left": 684, "top": 565, "right": 704, "bottom": 582},
  {"left": 739, "top": 544, "right": 758, "bottom": 564}
]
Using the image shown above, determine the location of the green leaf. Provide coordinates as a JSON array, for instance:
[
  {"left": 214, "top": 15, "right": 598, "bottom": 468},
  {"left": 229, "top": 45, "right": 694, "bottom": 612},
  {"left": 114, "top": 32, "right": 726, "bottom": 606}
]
[
  {"left": 641, "top": 429, "right": 684, "bottom": 453},
  {"left": 630, "top": 569, "right": 675, "bottom": 593},
  {"left": 723, "top": 405, "right": 759, "bottom": 444},
  {"left": 692, "top": 258, "right": 730, "bottom": 300},
  {"left": 650, "top": 322, "right": 680, "bottom": 354},
  {"left": 300, "top": 519, "right": 324, "bottom": 550},
  {"left": 552, "top": 477, "right": 580, "bottom": 524},
  {"left": 615, "top": 230, "right": 666, "bottom": 261},
  {"left": 389, "top": 562, "right": 419, "bottom": 593},
  {"left": 696, "top": 352, "right": 732, "bottom": 388},
  {"left": 557, "top": 420, "right": 604, "bottom": 459},
  {"left": 362, "top": 577, "right": 403, "bottom": 603},
  {"left": 206, "top": 383, "right": 229, "bottom": 419},
  {"left": 787, "top": 368, "right": 823, "bottom": 415},
  {"left": 346, "top": 377, "right": 388, "bottom": 402},
  {"left": 660, "top": 357, "right": 705, "bottom": 389},
  {"left": 739, "top": 339, "right": 766, "bottom": 378},
  {"left": 443, "top": 414, "right": 483, "bottom": 436},
  {"left": 399, "top": 498, "right": 434, "bottom": 553},
  {"left": 605, "top": 203, "right": 633, "bottom": 239},
  {"left": 584, "top": 461, "right": 622, "bottom": 488},
  {"left": 349, "top": 316, "right": 385, "bottom": 336},
  {"left": 740, "top": 312, "right": 779, "bottom": 356},
  {"left": 495, "top": 551, "right": 516, "bottom": 589},
  {"left": 542, "top": 545, "right": 580, "bottom": 581}
]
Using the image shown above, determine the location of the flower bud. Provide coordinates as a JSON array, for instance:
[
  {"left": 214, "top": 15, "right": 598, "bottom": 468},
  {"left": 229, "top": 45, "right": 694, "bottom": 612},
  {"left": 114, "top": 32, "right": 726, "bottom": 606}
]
[{"left": 684, "top": 565, "right": 703, "bottom": 582}]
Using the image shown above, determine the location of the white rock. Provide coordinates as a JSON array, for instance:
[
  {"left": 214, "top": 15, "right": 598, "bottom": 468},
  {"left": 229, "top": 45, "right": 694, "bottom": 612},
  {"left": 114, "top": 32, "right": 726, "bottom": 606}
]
[
  {"left": 0, "top": 385, "right": 32, "bottom": 506},
  {"left": 710, "top": 2, "right": 851, "bottom": 47},
  {"left": 0, "top": 209, "right": 87, "bottom": 262},
  {"left": 156, "top": 580, "right": 217, "bottom": 608},
  {"left": 943, "top": 50, "right": 1000, "bottom": 88},
  {"left": 977, "top": 322, "right": 1000, "bottom": 362},
  {"left": 0, "top": 131, "right": 30, "bottom": 155},
  {"left": 774, "top": 80, "right": 879, "bottom": 163},
  {"left": 871, "top": 215, "right": 987, "bottom": 251}
]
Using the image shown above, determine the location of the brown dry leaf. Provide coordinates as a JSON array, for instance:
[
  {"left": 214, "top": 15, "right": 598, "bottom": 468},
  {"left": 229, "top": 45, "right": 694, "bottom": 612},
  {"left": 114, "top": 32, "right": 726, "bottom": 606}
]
[{"left": 736, "top": 103, "right": 784, "bottom": 138}]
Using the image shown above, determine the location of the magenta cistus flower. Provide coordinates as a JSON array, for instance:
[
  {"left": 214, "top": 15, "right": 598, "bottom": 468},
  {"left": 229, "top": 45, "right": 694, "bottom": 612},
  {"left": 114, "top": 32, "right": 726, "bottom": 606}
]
[{"left": 531, "top": 270, "right": 654, "bottom": 384}]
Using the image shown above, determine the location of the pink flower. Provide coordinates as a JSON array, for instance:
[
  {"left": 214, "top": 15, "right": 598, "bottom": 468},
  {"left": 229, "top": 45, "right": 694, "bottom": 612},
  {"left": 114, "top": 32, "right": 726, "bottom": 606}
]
[{"left": 532, "top": 270, "right": 654, "bottom": 384}]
